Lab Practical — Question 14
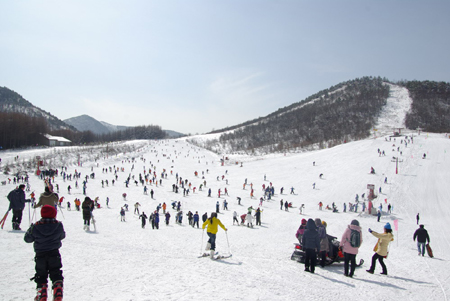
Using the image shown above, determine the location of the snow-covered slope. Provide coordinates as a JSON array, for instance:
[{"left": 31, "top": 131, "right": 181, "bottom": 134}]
[{"left": 1, "top": 93, "right": 449, "bottom": 300}]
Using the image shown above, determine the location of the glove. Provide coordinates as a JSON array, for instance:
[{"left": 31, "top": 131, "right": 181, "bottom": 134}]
[{"left": 368, "top": 228, "right": 372, "bottom": 233}]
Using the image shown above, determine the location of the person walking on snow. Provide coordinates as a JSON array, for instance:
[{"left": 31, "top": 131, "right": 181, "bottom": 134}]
[
  {"left": 366, "top": 223, "right": 394, "bottom": 275},
  {"left": 232, "top": 211, "right": 239, "bottom": 225},
  {"left": 339, "top": 219, "right": 363, "bottom": 278},
  {"left": 82, "top": 197, "right": 94, "bottom": 230},
  {"left": 193, "top": 211, "right": 199, "bottom": 228},
  {"left": 416, "top": 213, "right": 420, "bottom": 225},
  {"left": 246, "top": 212, "right": 253, "bottom": 228},
  {"left": 7, "top": 184, "right": 31, "bottom": 230},
  {"left": 24, "top": 205, "right": 65, "bottom": 301},
  {"left": 140, "top": 212, "right": 148, "bottom": 228},
  {"left": 301, "top": 219, "right": 320, "bottom": 273},
  {"left": 120, "top": 207, "right": 126, "bottom": 222},
  {"left": 413, "top": 224, "right": 430, "bottom": 256},
  {"left": 202, "top": 212, "right": 227, "bottom": 259},
  {"left": 134, "top": 202, "right": 141, "bottom": 215}
]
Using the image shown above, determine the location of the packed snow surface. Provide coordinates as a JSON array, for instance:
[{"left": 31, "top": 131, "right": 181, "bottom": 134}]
[
  {"left": 1, "top": 133, "right": 449, "bottom": 301},
  {"left": 1, "top": 85, "right": 449, "bottom": 300}
]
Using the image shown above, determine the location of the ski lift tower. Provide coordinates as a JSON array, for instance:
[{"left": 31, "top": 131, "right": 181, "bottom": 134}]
[{"left": 391, "top": 156, "right": 403, "bottom": 174}]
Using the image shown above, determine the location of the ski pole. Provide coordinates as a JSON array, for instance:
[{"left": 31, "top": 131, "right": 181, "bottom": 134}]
[
  {"left": 225, "top": 230, "right": 231, "bottom": 255},
  {"left": 28, "top": 202, "right": 31, "bottom": 226},
  {"left": 57, "top": 205, "right": 65, "bottom": 220},
  {"left": 31, "top": 207, "right": 36, "bottom": 223},
  {"left": 200, "top": 229, "right": 204, "bottom": 254}
]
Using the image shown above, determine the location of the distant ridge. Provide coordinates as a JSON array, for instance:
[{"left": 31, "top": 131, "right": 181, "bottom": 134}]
[
  {"left": 64, "top": 115, "right": 128, "bottom": 135},
  {"left": 0, "top": 86, "right": 76, "bottom": 131}
]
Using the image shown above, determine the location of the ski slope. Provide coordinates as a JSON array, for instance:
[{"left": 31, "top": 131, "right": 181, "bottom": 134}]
[{"left": 1, "top": 85, "right": 450, "bottom": 300}]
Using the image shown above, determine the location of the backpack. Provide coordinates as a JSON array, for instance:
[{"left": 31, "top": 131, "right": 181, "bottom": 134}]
[{"left": 349, "top": 229, "right": 361, "bottom": 248}]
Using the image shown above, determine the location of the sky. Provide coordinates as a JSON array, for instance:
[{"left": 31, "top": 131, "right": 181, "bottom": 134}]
[{"left": 1, "top": 0, "right": 449, "bottom": 134}]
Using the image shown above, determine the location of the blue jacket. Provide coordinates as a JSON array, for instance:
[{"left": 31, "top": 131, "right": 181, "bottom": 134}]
[
  {"left": 301, "top": 219, "right": 320, "bottom": 251},
  {"left": 24, "top": 219, "right": 65, "bottom": 253}
]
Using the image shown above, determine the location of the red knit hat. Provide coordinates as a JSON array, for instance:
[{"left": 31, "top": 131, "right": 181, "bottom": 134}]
[{"left": 41, "top": 205, "right": 57, "bottom": 219}]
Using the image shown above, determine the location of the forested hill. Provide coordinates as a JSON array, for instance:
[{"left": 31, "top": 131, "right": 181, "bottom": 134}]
[
  {"left": 197, "top": 77, "right": 450, "bottom": 154},
  {"left": 0, "top": 86, "right": 76, "bottom": 131},
  {"left": 206, "top": 77, "right": 390, "bottom": 153},
  {"left": 403, "top": 80, "right": 450, "bottom": 132}
]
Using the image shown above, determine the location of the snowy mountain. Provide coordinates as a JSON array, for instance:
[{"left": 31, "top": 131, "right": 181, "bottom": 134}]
[
  {"left": 0, "top": 86, "right": 76, "bottom": 131},
  {"left": 0, "top": 96, "right": 449, "bottom": 300}
]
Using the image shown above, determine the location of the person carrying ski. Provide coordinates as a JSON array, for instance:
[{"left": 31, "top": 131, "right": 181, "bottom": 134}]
[
  {"left": 202, "top": 212, "right": 227, "bottom": 259},
  {"left": 7, "top": 184, "right": 31, "bottom": 230},
  {"left": 339, "top": 219, "right": 363, "bottom": 278},
  {"left": 413, "top": 224, "right": 430, "bottom": 256},
  {"left": 301, "top": 218, "right": 320, "bottom": 273},
  {"left": 24, "top": 205, "right": 65, "bottom": 301},
  {"left": 366, "top": 223, "right": 394, "bottom": 275}
]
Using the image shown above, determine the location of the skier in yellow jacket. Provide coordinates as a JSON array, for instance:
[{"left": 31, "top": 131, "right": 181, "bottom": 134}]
[
  {"left": 202, "top": 212, "right": 227, "bottom": 259},
  {"left": 366, "top": 222, "right": 394, "bottom": 275}
]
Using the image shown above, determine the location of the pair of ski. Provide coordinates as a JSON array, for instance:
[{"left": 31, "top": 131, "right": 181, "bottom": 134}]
[
  {"left": 198, "top": 252, "right": 232, "bottom": 260},
  {"left": 0, "top": 210, "right": 10, "bottom": 229}
]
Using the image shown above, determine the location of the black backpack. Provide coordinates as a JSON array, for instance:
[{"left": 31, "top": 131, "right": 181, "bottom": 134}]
[{"left": 349, "top": 229, "right": 361, "bottom": 248}]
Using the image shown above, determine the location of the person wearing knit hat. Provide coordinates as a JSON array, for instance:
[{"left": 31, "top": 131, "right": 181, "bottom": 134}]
[
  {"left": 339, "top": 219, "right": 363, "bottom": 277},
  {"left": 24, "top": 202, "right": 66, "bottom": 301},
  {"left": 366, "top": 222, "right": 394, "bottom": 275},
  {"left": 41, "top": 205, "right": 57, "bottom": 219}
]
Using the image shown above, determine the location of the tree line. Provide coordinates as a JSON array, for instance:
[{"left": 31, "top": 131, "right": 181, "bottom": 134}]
[
  {"left": 0, "top": 111, "right": 167, "bottom": 150},
  {"left": 200, "top": 77, "right": 390, "bottom": 154}
]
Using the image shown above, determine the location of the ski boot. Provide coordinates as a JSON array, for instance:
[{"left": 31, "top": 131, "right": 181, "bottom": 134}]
[
  {"left": 35, "top": 284, "right": 48, "bottom": 301},
  {"left": 52, "top": 280, "right": 63, "bottom": 301},
  {"left": 205, "top": 242, "right": 211, "bottom": 251}
]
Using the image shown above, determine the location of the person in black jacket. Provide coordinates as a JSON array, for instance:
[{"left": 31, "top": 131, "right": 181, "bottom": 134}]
[
  {"left": 7, "top": 184, "right": 31, "bottom": 230},
  {"left": 413, "top": 224, "right": 430, "bottom": 256},
  {"left": 24, "top": 205, "right": 65, "bottom": 301},
  {"left": 82, "top": 197, "right": 94, "bottom": 230},
  {"left": 301, "top": 218, "right": 321, "bottom": 273}
]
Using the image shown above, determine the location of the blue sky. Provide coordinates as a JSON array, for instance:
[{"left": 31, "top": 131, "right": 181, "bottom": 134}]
[{"left": 1, "top": 0, "right": 449, "bottom": 134}]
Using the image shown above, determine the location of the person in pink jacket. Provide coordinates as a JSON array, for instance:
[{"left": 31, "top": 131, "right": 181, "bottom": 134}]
[{"left": 339, "top": 219, "right": 363, "bottom": 277}]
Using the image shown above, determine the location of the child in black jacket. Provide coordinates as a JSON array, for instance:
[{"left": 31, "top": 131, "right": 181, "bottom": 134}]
[{"left": 24, "top": 205, "right": 65, "bottom": 301}]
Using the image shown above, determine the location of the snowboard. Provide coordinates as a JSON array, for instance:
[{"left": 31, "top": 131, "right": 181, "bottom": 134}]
[{"left": 426, "top": 244, "right": 433, "bottom": 258}]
